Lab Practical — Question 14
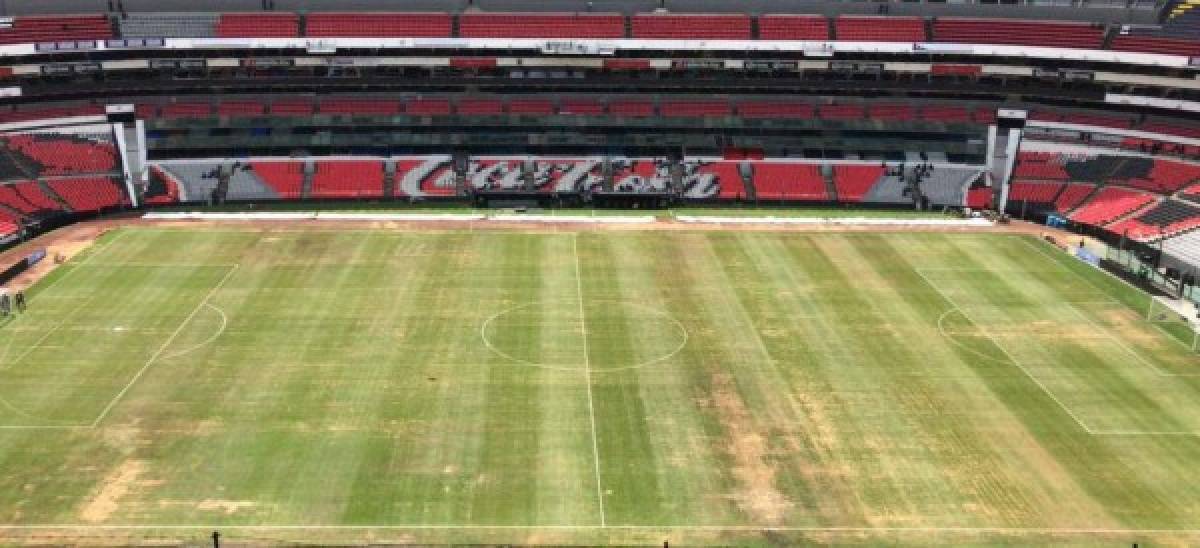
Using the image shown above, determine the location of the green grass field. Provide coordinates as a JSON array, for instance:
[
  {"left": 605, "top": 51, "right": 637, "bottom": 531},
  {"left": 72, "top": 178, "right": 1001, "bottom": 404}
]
[{"left": 2, "top": 226, "right": 1200, "bottom": 545}]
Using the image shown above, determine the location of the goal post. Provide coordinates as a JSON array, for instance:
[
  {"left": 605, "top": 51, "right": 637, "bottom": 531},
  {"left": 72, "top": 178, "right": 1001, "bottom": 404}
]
[{"left": 1146, "top": 296, "right": 1200, "bottom": 352}]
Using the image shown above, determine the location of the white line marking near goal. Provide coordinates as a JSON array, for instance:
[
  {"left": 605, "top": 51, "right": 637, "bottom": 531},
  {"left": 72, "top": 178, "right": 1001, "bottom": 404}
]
[
  {"left": 1062, "top": 303, "right": 1200, "bottom": 377},
  {"left": 89, "top": 264, "right": 239, "bottom": 428},
  {"left": 573, "top": 233, "right": 606, "bottom": 528},
  {"left": 159, "top": 303, "right": 227, "bottom": 361},
  {"left": 912, "top": 268, "right": 1096, "bottom": 435},
  {"left": 1, "top": 524, "right": 1200, "bottom": 535}
]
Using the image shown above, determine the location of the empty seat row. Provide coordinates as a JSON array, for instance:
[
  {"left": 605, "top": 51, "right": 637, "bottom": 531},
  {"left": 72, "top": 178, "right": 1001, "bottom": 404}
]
[
  {"left": 1069, "top": 186, "right": 1155, "bottom": 225},
  {"left": 932, "top": 18, "right": 1105, "bottom": 49}
]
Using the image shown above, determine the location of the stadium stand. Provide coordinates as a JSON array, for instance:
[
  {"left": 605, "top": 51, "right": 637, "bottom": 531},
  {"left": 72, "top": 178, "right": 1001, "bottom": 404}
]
[
  {"left": 1108, "top": 199, "right": 1200, "bottom": 239},
  {"left": 932, "top": 18, "right": 1105, "bottom": 49},
  {"left": 1069, "top": 186, "right": 1155, "bottom": 225},
  {"left": 46, "top": 177, "right": 127, "bottom": 212},
  {"left": 0, "top": 15, "right": 112, "bottom": 44},
  {"left": 310, "top": 161, "right": 385, "bottom": 198},
  {"left": 758, "top": 15, "right": 829, "bottom": 40},
  {"left": 248, "top": 162, "right": 304, "bottom": 199},
  {"left": 630, "top": 14, "right": 752, "bottom": 39},
  {"left": 3, "top": 133, "right": 118, "bottom": 177},
  {"left": 1055, "top": 183, "right": 1097, "bottom": 212},
  {"left": 145, "top": 166, "right": 181, "bottom": 204},
  {"left": 318, "top": 98, "right": 402, "bottom": 116},
  {"left": 737, "top": 101, "right": 815, "bottom": 120},
  {"left": 748, "top": 163, "right": 827, "bottom": 201},
  {"left": 306, "top": 12, "right": 453, "bottom": 38},
  {"left": 833, "top": 165, "right": 885, "bottom": 202},
  {"left": 118, "top": 13, "right": 218, "bottom": 38},
  {"left": 835, "top": 16, "right": 925, "bottom": 42},
  {"left": 460, "top": 13, "right": 624, "bottom": 39},
  {"left": 1009, "top": 181, "right": 1065, "bottom": 204},
  {"left": 216, "top": 13, "right": 299, "bottom": 38}
]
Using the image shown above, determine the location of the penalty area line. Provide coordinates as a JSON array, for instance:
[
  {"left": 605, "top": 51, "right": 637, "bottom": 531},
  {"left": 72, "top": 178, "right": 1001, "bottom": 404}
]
[{"left": 88, "top": 264, "right": 239, "bottom": 428}]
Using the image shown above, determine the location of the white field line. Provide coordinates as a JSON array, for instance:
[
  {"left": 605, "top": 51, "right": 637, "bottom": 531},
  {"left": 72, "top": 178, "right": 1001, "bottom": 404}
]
[
  {"left": 159, "top": 303, "right": 227, "bottom": 361},
  {"left": 912, "top": 268, "right": 1096, "bottom": 435},
  {"left": 2, "top": 524, "right": 1200, "bottom": 535},
  {"left": 31, "top": 230, "right": 128, "bottom": 296},
  {"left": 89, "top": 264, "right": 239, "bottom": 428},
  {"left": 573, "top": 234, "right": 606, "bottom": 528},
  {"left": 1062, "top": 302, "right": 1200, "bottom": 378}
]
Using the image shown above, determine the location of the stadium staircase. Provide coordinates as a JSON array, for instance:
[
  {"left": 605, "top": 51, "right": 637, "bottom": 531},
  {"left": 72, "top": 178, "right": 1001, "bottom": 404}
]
[
  {"left": 1105, "top": 195, "right": 1162, "bottom": 227},
  {"left": 750, "top": 17, "right": 760, "bottom": 40},
  {"left": 741, "top": 165, "right": 758, "bottom": 201},
  {"left": 623, "top": 17, "right": 632, "bottom": 39},
  {"left": 923, "top": 18, "right": 935, "bottom": 43},
  {"left": 827, "top": 17, "right": 838, "bottom": 40},
  {"left": 300, "top": 162, "right": 314, "bottom": 199},
  {"left": 37, "top": 179, "right": 72, "bottom": 212},
  {"left": 383, "top": 160, "right": 397, "bottom": 197},
  {"left": 0, "top": 146, "right": 35, "bottom": 181},
  {"left": 1101, "top": 25, "right": 1117, "bottom": 49},
  {"left": 823, "top": 166, "right": 839, "bottom": 201}
]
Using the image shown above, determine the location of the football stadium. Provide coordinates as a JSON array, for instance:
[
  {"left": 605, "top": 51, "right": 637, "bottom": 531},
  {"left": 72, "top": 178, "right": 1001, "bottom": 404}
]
[{"left": 4, "top": 0, "right": 1200, "bottom": 545}]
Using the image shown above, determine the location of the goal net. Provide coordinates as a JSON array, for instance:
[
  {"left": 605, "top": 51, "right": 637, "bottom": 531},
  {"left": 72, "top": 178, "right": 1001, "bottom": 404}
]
[{"left": 1147, "top": 296, "right": 1200, "bottom": 351}]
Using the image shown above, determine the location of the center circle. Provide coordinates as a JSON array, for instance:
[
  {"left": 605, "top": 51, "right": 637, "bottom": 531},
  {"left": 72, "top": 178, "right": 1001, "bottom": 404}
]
[{"left": 480, "top": 299, "right": 689, "bottom": 371}]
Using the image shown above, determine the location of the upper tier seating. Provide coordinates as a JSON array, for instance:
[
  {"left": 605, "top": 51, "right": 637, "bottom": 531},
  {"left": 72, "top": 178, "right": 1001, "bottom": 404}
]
[
  {"left": 406, "top": 98, "right": 452, "bottom": 116},
  {"left": 306, "top": 12, "right": 452, "bottom": 38},
  {"left": 217, "top": 101, "right": 266, "bottom": 117},
  {"left": 631, "top": 14, "right": 752, "bottom": 39},
  {"left": 1112, "top": 35, "right": 1200, "bottom": 56},
  {"left": 933, "top": 18, "right": 1105, "bottom": 49},
  {"left": 460, "top": 13, "right": 624, "bottom": 39},
  {"left": 0, "top": 105, "right": 104, "bottom": 124},
  {"left": 318, "top": 98, "right": 402, "bottom": 116},
  {"left": 1069, "top": 186, "right": 1155, "bottom": 225},
  {"left": 835, "top": 16, "right": 925, "bottom": 42},
  {"left": 508, "top": 99, "right": 556, "bottom": 116},
  {"left": 457, "top": 98, "right": 504, "bottom": 116},
  {"left": 0, "top": 15, "right": 112, "bottom": 45},
  {"left": 833, "top": 165, "right": 885, "bottom": 202},
  {"left": 310, "top": 161, "right": 385, "bottom": 198},
  {"left": 661, "top": 100, "right": 731, "bottom": 118},
  {"left": 161, "top": 103, "right": 213, "bottom": 119},
  {"left": 270, "top": 100, "right": 315, "bottom": 116},
  {"left": 749, "top": 163, "right": 827, "bottom": 200},
  {"left": 46, "top": 177, "right": 127, "bottom": 212},
  {"left": 560, "top": 99, "right": 605, "bottom": 116},
  {"left": 1013, "top": 152, "right": 1071, "bottom": 181},
  {"left": 247, "top": 162, "right": 304, "bottom": 199},
  {"left": 119, "top": 13, "right": 217, "bottom": 38},
  {"left": 610, "top": 100, "right": 655, "bottom": 117},
  {"left": 4, "top": 134, "right": 118, "bottom": 176},
  {"left": 758, "top": 15, "right": 829, "bottom": 40},
  {"left": 216, "top": 13, "right": 298, "bottom": 38},
  {"left": 736, "top": 101, "right": 815, "bottom": 119}
]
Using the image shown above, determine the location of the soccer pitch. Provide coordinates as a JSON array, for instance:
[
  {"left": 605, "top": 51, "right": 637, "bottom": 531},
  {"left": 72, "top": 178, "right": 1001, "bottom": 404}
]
[{"left": 2, "top": 226, "right": 1200, "bottom": 545}]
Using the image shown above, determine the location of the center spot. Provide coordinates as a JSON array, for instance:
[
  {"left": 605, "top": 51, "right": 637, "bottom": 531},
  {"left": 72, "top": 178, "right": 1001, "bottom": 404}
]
[{"left": 481, "top": 299, "right": 688, "bottom": 371}]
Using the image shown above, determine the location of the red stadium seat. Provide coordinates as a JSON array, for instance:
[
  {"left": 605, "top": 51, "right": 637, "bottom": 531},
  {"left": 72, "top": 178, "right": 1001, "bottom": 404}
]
[
  {"left": 833, "top": 165, "right": 884, "bottom": 202},
  {"left": 216, "top": 13, "right": 299, "bottom": 38},
  {"left": 758, "top": 15, "right": 829, "bottom": 40},
  {"left": 249, "top": 162, "right": 304, "bottom": 199},
  {"left": 46, "top": 177, "right": 127, "bottom": 212},
  {"left": 306, "top": 12, "right": 452, "bottom": 38},
  {"left": 310, "top": 161, "right": 385, "bottom": 198},
  {"left": 835, "top": 16, "right": 925, "bottom": 42},
  {"left": 460, "top": 13, "right": 624, "bottom": 39},
  {"left": 631, "top": 14, "right": 751, "bottom": 39},
  {"left": 0, "top": 15, "right": 111, "bottom": 45},
  {"left": 933, "top": 18, "right": 1104, "bottom": 49}
]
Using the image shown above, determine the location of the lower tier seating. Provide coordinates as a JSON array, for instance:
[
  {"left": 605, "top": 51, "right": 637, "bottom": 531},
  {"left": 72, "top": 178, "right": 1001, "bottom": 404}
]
[
  {"left": 311, "top": 161, "right": 385, "bottom": 198},
  {"left": 1069, "top": 187, "right": 1155, "bottom": 225},
  {"left": 248, "top": 162, "right": 304, "bottom": 199},
  {"left": 833, "top": 165, "right": 885, "bottom": 202},
  {"left": 46, "top": 177, "right": 127, "bottom": 212}
]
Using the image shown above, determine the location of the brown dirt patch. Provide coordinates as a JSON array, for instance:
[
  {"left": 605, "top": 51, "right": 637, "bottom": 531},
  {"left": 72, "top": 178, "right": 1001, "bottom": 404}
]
[
  {"left": 79, "top": 458, "right": 144, "bottom": 524},
  {"left": 710, "top": 371, "right": 792, "bottom": 525}
]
